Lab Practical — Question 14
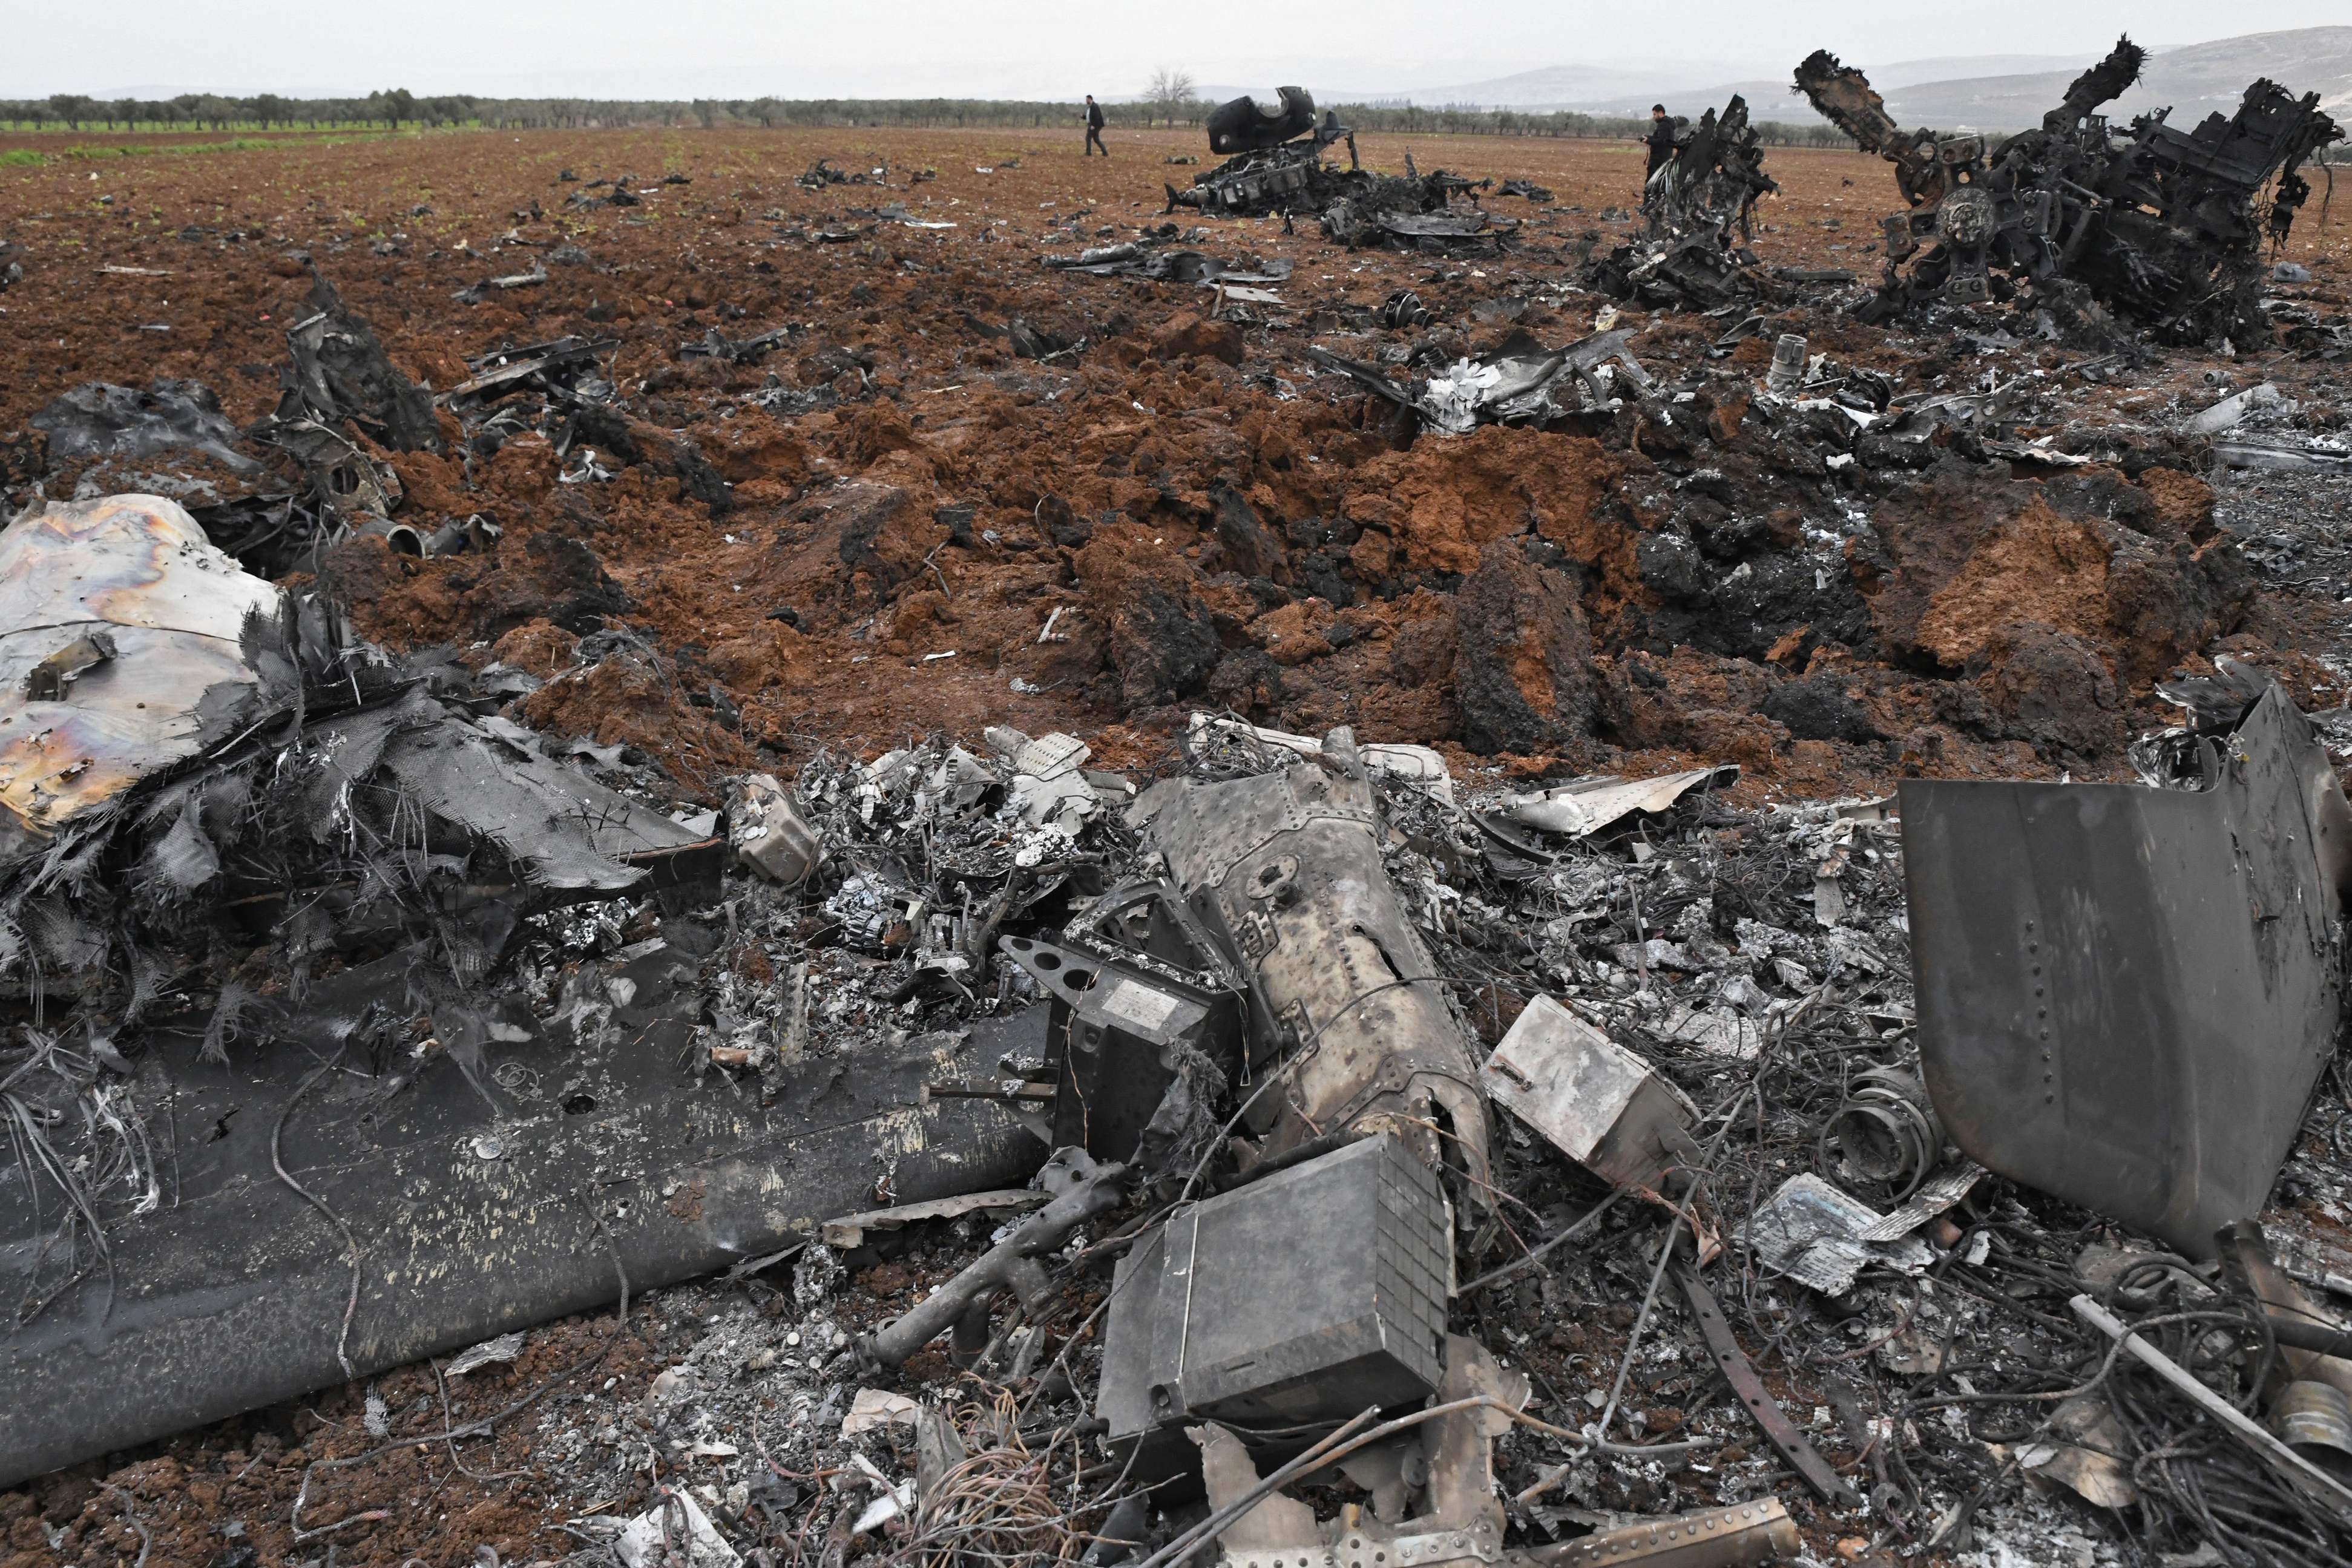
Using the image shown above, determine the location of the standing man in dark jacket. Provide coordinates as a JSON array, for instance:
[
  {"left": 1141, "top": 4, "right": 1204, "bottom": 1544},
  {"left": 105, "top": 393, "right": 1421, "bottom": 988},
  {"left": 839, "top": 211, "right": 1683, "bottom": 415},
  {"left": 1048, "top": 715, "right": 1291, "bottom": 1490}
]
[
  {"left": 1085, "top": 95, "right": 1108, "bottom": 157},
  {"left": 1644, "top": 104, "right": 1677, "bottom": 182}
]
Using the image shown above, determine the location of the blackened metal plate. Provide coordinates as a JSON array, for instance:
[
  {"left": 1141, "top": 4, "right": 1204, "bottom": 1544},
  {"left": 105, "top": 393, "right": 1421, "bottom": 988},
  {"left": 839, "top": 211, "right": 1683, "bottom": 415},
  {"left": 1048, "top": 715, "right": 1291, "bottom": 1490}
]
[
  {"left": 0, "top": 963, "right": 1045, "bottom": 1487},
  {"left": 1900, "top": 688, "right": 2346, "bottom": 1257}
]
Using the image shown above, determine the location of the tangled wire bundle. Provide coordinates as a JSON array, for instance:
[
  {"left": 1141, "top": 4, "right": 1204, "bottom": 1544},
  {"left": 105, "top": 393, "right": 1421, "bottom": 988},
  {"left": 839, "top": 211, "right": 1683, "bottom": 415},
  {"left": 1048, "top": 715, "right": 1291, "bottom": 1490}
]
[{"left": 899, "top": 1396, "right": 1086, "bottom": 1568}]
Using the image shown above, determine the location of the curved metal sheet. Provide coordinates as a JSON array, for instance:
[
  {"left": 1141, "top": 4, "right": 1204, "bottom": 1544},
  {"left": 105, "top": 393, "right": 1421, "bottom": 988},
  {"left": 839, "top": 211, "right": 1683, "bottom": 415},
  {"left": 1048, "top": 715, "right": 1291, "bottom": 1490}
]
[
  {"left": 1901, "top": 687, "right": 2347, "bottom": 1257},
  {"left": 0, "top": 494, "right": 276, "bottom": 835}
]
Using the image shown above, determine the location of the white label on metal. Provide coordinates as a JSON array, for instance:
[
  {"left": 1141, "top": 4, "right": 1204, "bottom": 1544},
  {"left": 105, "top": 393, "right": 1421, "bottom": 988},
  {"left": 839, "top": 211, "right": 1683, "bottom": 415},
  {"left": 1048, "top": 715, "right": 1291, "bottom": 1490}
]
[{"left": 1099, "top": 977, "right": 1181, "bottom": 1031}]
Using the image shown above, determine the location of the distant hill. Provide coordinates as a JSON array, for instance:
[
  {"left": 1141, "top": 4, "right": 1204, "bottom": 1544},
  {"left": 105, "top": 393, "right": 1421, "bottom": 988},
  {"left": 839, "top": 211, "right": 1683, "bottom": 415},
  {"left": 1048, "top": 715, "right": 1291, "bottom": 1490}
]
[
  {"left": 1877, "top": 27, "right": 2352, "bottom": 128},
  {"left": 1325, "top": 62, "right": 1743, "bottom": 113},
  {"left": 1349, "top": 28, "right": 2352, "bottom": 133},
  {"left": 1554, "top": 79, "right": 1822, "bottom": 121},
  {"left": 1361, "top": 67, "right": 1790, "bottom": 117},
  {"left": 1871, "top": 54, "right": 2106, "bottom": 88}
]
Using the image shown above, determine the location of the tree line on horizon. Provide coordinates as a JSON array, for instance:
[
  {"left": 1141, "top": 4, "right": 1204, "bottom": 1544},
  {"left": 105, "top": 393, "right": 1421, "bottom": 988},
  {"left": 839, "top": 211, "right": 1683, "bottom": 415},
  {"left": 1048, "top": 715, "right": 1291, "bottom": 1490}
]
[
  {"left": 0, "top": 85, "right": 1885, "bottom": 146},
  {"left": 72, "top": 82, "right": 2352, "bottom": 154}
]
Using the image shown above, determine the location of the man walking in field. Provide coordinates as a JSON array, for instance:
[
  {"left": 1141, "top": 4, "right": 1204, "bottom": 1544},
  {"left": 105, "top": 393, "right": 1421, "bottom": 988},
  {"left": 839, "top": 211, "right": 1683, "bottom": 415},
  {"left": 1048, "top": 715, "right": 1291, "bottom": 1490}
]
[{"left": 1085, "top": 94, "right": 1108, "bottom": 157}]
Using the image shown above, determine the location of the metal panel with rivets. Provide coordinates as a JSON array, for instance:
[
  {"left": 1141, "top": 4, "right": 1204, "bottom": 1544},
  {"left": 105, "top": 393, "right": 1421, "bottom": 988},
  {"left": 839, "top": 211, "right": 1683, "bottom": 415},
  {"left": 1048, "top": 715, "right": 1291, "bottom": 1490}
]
[{"left": 1900, "top": 686, "right": 2348, "bottom": 1258}]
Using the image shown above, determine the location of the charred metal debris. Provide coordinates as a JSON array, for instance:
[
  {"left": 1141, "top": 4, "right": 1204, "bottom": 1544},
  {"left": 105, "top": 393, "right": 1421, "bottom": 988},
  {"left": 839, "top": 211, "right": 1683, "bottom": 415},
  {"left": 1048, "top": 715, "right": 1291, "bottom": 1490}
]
[
  {"left": 10, "top": 265, "right": 674, "bottom": 581},
  {"left": 1165, "top": 89, "right": 1523, "bottom": 254},
  {"left": 5, "top": 97, "right": 2352, "bottom": 1568},
  {"left": 18, "top": 268, "right": 454, "bottom": 577},
  {"left": 1166, "top": 87, "right": 1363, "bottom": 221},
  {"left": 1301, "top": 327, "right": 1655, "bottom": 436},
  {"left": 1795, "top": 38, "right": 2344, "bottom": 343},
  {"left": 1586, "top": 97, "right": 1781, "bottom": 312},
  {"left": 11, "top": 260, "right": 754, "bottom": 592},
  {"left": 16, "top": 568, "right": 2352, "bottom": 1568}
]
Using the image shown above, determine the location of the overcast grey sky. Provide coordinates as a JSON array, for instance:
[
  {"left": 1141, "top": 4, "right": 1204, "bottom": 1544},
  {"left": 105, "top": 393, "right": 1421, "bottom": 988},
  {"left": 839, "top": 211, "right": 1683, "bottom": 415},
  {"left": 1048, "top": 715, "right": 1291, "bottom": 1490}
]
[{"left": 5, "top": 0, "right": 2347, "bottom": 101}]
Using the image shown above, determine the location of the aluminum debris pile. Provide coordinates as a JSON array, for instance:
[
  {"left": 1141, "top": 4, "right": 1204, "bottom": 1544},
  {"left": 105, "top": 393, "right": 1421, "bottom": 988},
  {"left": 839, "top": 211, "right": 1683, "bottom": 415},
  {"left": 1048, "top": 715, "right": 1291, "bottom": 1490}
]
[
  {"left": 803, "top": 692, "right": 2352, "bottom": 1568},
  {"left": 1795, "top": 38, "right": 2344, "bottom": 342},
  {"left": 527, "top": 689, "right": 2352, "bottom": 1568},
  {"left": 1302, "top": 326, "right": 1654, "bottom": 436},
  {"left": 562, "top": 724, "right": 1864, "bottom": 1568},
  {"left": 15, "top": 649, "right": 2352, "bottom": 1568},
  {"left": 2181, "top": 375, "right": 2352, "bottom": 474}
]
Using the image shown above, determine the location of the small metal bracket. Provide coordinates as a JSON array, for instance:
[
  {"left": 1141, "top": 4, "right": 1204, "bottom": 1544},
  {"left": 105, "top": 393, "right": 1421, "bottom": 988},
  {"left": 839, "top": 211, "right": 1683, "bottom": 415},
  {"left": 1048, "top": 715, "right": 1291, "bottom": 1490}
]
[{"left": 1238, "top": 907, "right": 1282, "bottom": 964}]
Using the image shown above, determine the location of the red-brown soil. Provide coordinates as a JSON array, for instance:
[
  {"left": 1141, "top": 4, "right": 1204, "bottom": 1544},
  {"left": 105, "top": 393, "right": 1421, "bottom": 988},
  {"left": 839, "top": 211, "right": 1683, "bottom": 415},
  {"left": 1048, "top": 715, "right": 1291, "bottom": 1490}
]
[
  {"left": 8, "top": 126, "right": 2346, "bottom": 805},
  {"left": 5, "top": 122, "right": 2351, "bottom": 1566}
]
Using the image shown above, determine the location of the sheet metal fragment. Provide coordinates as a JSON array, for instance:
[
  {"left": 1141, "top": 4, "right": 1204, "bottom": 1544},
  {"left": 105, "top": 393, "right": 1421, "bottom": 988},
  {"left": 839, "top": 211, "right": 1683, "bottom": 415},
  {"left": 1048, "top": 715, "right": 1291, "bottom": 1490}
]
[
  {"left": 1902, "top": 684, "right": 2349, "bottom": 1257},
  {"left": 0, "top": 494, "right": 280, "bottom": 839},
  {"left": 1481, "top": 996, "right": 1701, "bottom": 1199},
  {"left": 821, "top": 1190, "right": 1048, "bottom": 1250},
  {"left": 1500, "top": 767, "right": 1738, "bottom": 838},
  {"left": 1741, "top": 1173, "right": 1933, "bottom": 1296}
]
